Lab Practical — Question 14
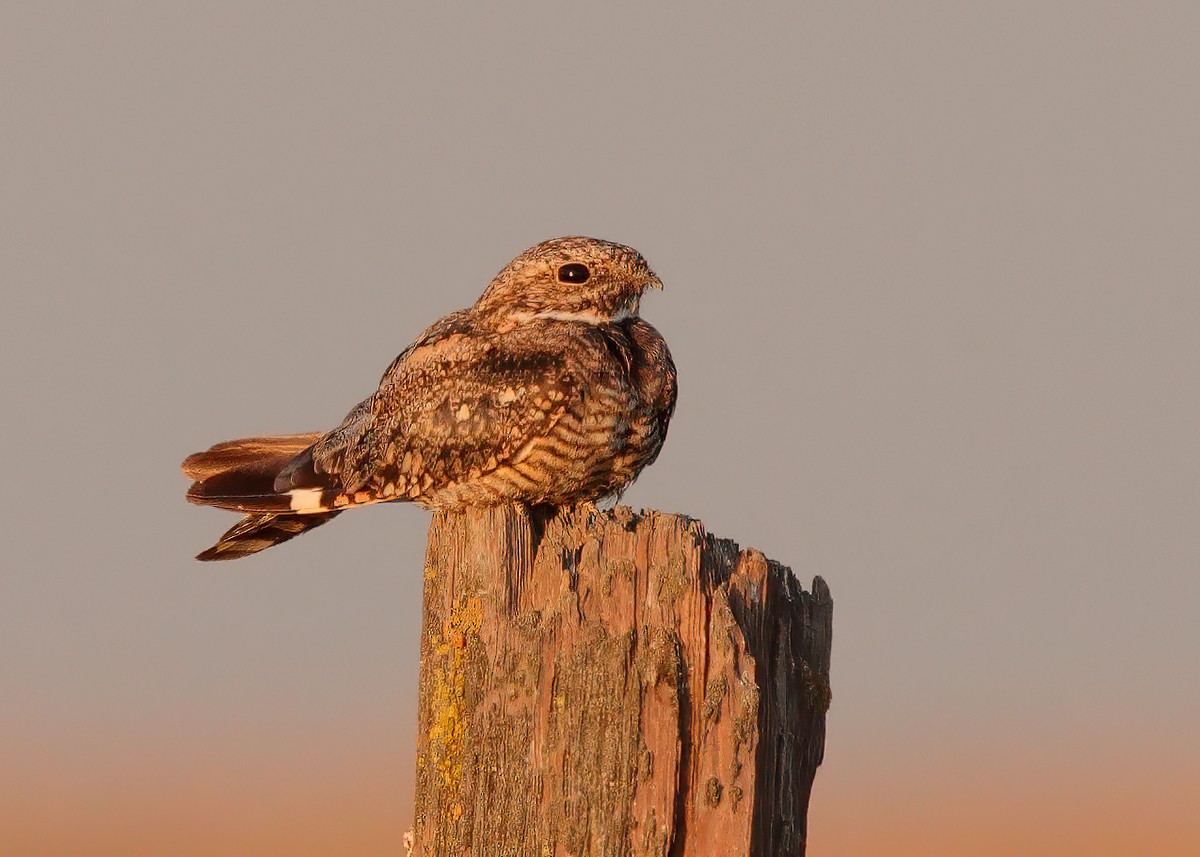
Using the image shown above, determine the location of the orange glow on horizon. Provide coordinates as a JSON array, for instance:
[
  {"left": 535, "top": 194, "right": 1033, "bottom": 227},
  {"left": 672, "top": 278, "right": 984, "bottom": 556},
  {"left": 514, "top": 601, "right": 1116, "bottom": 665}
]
[{"left": 6, "top": 746, "right": 1198, "bottom": 857}]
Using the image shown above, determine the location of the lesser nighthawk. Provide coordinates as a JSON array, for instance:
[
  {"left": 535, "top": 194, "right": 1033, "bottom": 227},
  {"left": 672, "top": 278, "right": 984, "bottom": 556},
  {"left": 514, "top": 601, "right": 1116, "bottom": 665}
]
[{"left": 183, "top": 236, "right": 677, "bottom": 560}]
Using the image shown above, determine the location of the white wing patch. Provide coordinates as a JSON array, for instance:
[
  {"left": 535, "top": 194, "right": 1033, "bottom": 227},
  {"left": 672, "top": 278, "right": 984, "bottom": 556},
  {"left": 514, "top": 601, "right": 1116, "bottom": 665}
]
[{"left": 288, "top": 488, "right": 326, "bottom": 513}]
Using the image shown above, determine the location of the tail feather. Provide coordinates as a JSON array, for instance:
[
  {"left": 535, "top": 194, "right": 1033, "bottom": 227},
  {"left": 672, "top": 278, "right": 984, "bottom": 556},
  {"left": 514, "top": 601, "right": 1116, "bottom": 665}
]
[
  {"left": 196, "top": 511, "right": 340, "bottom": 561},
  {"left": 182, "top": 433, "right": 322, "bottom": 481},
  {"left": 184, "top": 433, "right": 342, "bottom": 560},
  {"left": 185, "top": 433, "right": 337, "bottom": 513}
]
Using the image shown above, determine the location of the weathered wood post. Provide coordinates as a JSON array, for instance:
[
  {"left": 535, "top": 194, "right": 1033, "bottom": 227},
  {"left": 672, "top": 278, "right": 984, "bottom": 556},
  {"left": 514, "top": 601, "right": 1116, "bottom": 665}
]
[{"left": 410, "top": 504, "right": 832, "bottom": 856}]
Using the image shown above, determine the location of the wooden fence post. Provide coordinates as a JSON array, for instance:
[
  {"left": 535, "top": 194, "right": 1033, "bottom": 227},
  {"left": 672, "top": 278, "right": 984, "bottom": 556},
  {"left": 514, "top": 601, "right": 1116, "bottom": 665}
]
[{"left": 410, "top": 504, "right": 832, "bottom": 856}]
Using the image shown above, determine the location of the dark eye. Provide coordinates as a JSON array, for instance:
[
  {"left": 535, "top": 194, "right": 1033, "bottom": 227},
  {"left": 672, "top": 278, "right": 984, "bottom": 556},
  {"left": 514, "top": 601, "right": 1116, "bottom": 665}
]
[{"left": 557, "top": 263, "right": 591, "bottom": 284}]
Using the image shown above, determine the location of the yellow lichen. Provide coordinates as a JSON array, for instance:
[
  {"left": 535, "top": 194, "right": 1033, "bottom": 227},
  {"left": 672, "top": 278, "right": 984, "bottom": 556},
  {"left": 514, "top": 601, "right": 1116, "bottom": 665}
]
[
  {"left": 653, "top": 548, "right": 689, "bottom": 606},
  {"left": 427, "top": 596, "right": 483, "bottom": 793},
  {"left": 700, "top": 675, "right": 728, "bottom": 725},
  {"left": 704, "top": 777, "right": 724, "bottom": 808}
]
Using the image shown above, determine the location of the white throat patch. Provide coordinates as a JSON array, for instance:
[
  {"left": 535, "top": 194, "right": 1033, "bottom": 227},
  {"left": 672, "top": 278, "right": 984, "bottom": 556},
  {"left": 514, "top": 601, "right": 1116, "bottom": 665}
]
[
  {"left": 514, "top": 296, "right": 640, "bottom": 326},
  {"left": 517, "top": 308, "right": 634, "bottom": 325}
]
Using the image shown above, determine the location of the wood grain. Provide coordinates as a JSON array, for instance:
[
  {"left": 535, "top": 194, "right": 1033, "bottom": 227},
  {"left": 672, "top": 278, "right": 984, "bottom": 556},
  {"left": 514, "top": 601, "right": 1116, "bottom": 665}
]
[{"left": 411, "top": 504, "right": 831, "bottom": 856}]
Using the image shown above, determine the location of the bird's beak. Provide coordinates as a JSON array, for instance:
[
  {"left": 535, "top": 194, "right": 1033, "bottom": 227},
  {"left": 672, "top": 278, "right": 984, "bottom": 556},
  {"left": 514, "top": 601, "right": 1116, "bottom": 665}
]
[{"left": 646, "top": 271, "right": 664, "bottom": 291}]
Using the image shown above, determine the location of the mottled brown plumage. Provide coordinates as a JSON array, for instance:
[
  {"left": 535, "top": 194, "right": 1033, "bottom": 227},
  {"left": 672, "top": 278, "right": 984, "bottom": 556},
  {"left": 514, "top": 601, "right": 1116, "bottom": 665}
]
[{"left": 184, "top": 237, "right": 677, "bottom": 560}]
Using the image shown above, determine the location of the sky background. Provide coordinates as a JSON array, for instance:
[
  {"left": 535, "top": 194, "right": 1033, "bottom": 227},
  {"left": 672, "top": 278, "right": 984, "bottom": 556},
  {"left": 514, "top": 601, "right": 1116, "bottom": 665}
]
[{"left": 2, "top": 2, "right": 1198, "bottom": 855}]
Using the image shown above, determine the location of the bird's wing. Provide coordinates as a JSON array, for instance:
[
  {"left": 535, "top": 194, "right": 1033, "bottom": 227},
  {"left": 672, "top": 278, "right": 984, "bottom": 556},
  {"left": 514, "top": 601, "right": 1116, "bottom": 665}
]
[{"left": 275, "top": 326, "right": 580, "bottom": 505}]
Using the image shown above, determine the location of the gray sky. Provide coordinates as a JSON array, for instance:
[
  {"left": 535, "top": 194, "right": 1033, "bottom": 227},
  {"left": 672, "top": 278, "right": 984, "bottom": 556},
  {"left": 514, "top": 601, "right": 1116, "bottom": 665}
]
[{"left": 2, "top": 3, "right": 1198, "bottom": 855}]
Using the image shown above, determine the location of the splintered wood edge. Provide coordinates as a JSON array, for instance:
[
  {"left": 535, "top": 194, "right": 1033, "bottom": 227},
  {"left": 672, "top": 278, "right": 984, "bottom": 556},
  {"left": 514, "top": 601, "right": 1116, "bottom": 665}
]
[{"left": 427, "top": 503, "right": 829, "bottom": 600}]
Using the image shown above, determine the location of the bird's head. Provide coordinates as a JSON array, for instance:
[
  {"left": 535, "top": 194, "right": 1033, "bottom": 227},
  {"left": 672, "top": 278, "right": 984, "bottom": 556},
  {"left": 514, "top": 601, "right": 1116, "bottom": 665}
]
[{"left": 474, "top": 236, "right": 662, "bottom": 324}]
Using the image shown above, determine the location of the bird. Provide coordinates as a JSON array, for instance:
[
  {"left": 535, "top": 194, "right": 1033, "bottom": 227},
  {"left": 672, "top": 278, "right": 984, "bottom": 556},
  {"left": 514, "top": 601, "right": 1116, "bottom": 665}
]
[{"left": 183, "top": 236, "right": 677, "bottom": 561}]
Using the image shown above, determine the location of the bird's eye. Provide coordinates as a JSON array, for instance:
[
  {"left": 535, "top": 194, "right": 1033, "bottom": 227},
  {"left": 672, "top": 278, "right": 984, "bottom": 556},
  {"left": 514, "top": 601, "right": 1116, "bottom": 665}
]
[{"left": 557, "top": 263, "right": 591, "bottom": 284}]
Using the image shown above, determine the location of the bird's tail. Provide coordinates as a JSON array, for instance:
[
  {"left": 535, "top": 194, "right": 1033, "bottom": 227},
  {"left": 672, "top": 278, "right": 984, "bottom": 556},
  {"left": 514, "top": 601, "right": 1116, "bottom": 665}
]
[{"left": 183, "top": 433, "right": 340, "bottom": 561}]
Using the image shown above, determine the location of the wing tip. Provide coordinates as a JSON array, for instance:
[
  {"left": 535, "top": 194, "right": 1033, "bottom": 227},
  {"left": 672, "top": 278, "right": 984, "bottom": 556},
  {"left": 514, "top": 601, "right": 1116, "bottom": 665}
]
[
  {"left": 195, "top": 546, "right": 233, "bottom": 562},
  {"left": 194, "top": 510, "right": 342, "bottom": 561}
]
